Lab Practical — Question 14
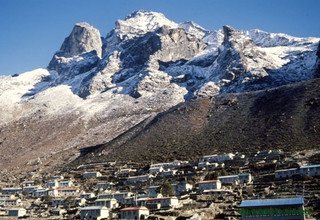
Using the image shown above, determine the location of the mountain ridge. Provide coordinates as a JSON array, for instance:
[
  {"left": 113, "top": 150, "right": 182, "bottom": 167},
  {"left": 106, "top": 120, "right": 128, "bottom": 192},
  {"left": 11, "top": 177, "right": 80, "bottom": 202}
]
[{"left": 0, "top": 10, "right": 319, "bottom": 176}]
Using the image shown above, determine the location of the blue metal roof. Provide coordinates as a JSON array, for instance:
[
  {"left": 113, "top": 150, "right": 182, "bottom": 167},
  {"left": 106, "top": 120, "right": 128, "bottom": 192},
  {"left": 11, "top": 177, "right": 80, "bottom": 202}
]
[{"left": 240, "top": 197, "right": 304, "bottom": 208}]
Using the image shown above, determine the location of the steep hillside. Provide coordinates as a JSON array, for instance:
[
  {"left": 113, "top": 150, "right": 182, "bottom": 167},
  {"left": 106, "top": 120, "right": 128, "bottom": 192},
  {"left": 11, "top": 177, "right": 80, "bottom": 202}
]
[{"left": 72, "top": 77, "right": 320, "bottom": 165}]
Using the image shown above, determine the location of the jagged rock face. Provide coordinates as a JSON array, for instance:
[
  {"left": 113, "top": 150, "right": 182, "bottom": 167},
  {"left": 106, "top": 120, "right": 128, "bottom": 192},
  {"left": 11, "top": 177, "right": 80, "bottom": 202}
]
[
  {"left": 207, "top": 25, "right": 318, "bottom": 93},
  {"left": 119, "top": 26, "right": 205, "bottom": 69},
  {"left": 46, "top": 11, "right": 319, "bottom": 99},
  {"left": 102, "top": 10, "right": 178, "bottom": 57},
  {"left": 48, "top": 51, "right": 99, "bottom": 82},
  {"left": 209, "top": 26, "right": 272, "bottom": 91},
  {"left": 154, "top": 27, "right": 206, "bottom": 62},
  {"left": 119, "top": 32, "right": 161, "bottom": 69},
  {"left": 48, "top": 22, "right": 102, "bottom": 79},
  {"left": 179, "top": 21, "right": 208, "bottom": 39},
  {"left": 58, "top": 22, "right": 102, "bottom": 58},
  {"left": 80, "top": 14, "right": 206, "bottom": 98}
]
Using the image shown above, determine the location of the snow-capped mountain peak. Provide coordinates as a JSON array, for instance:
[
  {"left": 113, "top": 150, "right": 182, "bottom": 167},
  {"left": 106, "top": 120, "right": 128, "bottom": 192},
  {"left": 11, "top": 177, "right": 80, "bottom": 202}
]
[
  {"left": 1, "top": 11, "right": 319, "bottom": 120},
  {"left": 246, "top": 28, "right": 319, "bottom": 47},
  {"left": 179, "top": 21, "right": 208, "bottom": 39},
  {"left": 48, "top": 22, "right": 102, "bottom": 81},
  {"left": 114, "top": 10, "right": 178, "bottom": 40},
  {"left": 57, "top": 22, "right": 102, "bottom": 58}
]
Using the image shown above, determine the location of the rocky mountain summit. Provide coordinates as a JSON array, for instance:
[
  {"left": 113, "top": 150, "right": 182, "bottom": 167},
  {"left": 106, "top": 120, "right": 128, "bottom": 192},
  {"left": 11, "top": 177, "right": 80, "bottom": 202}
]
[
  {"left": 0, "top": 10, "right": 319, "bottom": 175},
  {"left": 48, "top": 22, "right": 102, "bottom": 83},
  {"left": 42, "top": 10, "right": 320, "bottom": 100}
]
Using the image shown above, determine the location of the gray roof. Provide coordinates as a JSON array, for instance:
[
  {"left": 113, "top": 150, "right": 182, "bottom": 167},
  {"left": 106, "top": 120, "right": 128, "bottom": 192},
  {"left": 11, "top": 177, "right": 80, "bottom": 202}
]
[
  {"left": 8, "top": 208, "right": 26, "bottom": 211},
  {"left": 95, "top": 198, "right": 116, "bottom": 202},
  {"left": 300, "top": 164, "right": 320, "bottom": 169},
  {"left": 240, "top": 197, "right": 304, "bottom": 208},
  {"left": 81, "top": 206, "right": 108, "bottom": 210},
  {"left": 218, "top": 175, "right": 239, "bottom": 179}
]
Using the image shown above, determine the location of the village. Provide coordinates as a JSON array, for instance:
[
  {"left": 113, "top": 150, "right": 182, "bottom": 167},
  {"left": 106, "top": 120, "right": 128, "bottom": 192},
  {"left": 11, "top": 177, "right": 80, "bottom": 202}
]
[{"left": 0, "top": 149, "right": 319, "bottom": 220}]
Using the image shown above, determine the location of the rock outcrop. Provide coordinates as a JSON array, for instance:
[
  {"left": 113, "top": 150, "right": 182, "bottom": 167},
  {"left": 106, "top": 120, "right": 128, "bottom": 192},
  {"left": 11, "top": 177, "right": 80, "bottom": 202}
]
[
  {"left": 57, "top": 22, "right": 102, "bottom": 58},
  {"left": 48, "top": 22, "right": 102, "bottom": 79}
]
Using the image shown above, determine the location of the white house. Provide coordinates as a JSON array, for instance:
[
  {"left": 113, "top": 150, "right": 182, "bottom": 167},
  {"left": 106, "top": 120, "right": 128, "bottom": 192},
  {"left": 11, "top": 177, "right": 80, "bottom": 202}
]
[
  {"left": 21, "top": 180, "right": 35, "bottom": 187},
  {"left": 58, "top": 180, "right": 74, "bottom": 187},
  {"left": 175, "top": 181, "right": 193, "bottom": 195},
  {"left": 114, "top": 192, "right": 134, "bottom": 205},
  {"left": 120, "top": 206, "right": 149, "bottom": 220},
  {"left": 80, "top": 206, "right": 109, "bottom": 220},
  {"left": 149, "top": 166, "right": 164, "bottom": 175},
  {"left": 51, "top": 208, "right": 67, "bottom": 216},
  {"left": 23, "top": 185, "right": 40, "bottom": 194},
  {"left": 1, "top": 187, "right": 23, "bottom": 195},
  {"left": 218, "top": 175, "right": 240, "bottom": 185},
  {"left": 98, "top": 191, "right": 133, "bottom": 205},
  {"left": 50, "top": 197, "right": 65, "bottom": 207},
  {"left": 8, "top": 208, "right": 26, "bottom": 217},
  {"left": 0, "top": 194, "right": 11, "bottom": 199},
  {"left": 46, "top": 180, "right": 59, "bottom": 189},
  {"left": 117, "top": 168, "right": 137, "bottom": 176},
  {"left": 97, "top": 193, "right": 113, "bottom": 200},
  {"left": 202, "top": 153, "right": 235, "bottom": 163},
  {"left": 96, "top": 182, "right": 114, "bottom": 190},
  {"left": 148, "top": 197, "right": 179, "bottom": 209},
  {"left": 126, "top": 174, "right": 151, "bottom": 184},
  {"left": 138, "top": 197, "right": 179, "bottom": 209},
  {"left": 161, "top": 170, "right": 178, "bottom": 177},
  {"left": 0, "top": 198, "right": 21, "bottom": 206},
  {"left": 75, "top": 198, "right": 87, "bottom": 207},
  {"left": 82, "top": 172, "right": 102, "bottom": 179},
  {"left": 80, "top": 192, "right": 95, "bottom": 199},
  {"left": 275, "top": 164, "right": 320, "bottom": 179},
  {"left": 150, "top": 160, "right": 185, "bottom": 170},
  {"left": 198, "top": 180, "right": 222, "bottom": 191},
  {"left": 198, "top": 161, "right": 219, "bottom": 169},
  {"left": 33, "top": 188, "right": 49, "bottom": 197},
  {"left": 56, "top": 187, "right": 80, "bottom": 197},
  {"left": 95, "top": 198, "right": 118, "bottom": 209},
  {"left": 48, "top": 189, "right": 59, "bottom": 197}
]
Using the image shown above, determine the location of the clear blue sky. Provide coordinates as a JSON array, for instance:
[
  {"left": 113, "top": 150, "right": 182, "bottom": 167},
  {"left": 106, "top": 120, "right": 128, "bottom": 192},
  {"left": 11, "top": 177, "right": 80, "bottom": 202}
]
[{"left": 0, "top": 0, "right": 319, "bottom": 75}]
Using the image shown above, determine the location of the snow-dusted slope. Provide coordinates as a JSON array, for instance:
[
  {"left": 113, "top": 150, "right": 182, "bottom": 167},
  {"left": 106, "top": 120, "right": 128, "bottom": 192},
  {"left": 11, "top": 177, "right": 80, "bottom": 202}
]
[
  {"left": 246, "top": 29, "right": 319, "bottom": 47},
  {"left": 179, "top": 21, "right": 208, "bottom": 39},
  {"left": 115, "top": 10, "right": 178, "bottom": 40},
  {"left": 1, "top": 10, "right": 319, "bottom": 123},
  {"left": 0, "top": 69, "right": 51, "bottom": 123},
  {"left": 1, "top": 10, "right": 319, "bottom": 122}
]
